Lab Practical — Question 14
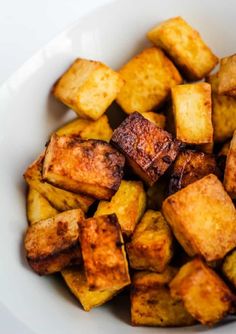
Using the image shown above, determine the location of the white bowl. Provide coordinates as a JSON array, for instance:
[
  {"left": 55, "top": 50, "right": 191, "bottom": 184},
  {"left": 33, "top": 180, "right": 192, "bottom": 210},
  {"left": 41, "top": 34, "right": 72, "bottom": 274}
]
[{"left": 0, "top": 0, "right": 235, "bottom": 333}]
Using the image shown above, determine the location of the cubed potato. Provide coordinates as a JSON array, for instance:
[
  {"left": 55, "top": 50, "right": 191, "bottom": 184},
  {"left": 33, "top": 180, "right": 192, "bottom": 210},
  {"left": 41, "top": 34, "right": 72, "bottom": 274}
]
[
  {"left": 56, "top": 114, "right": 113, "bottom": 142},
  {"left": 127, "top": 210, "right": 173, "bottom": 272},
  {"left": 43, "top": 135, "right": 125, "bottom": 200},
  {"left": 206, "top": 73, "right": 236, "bottom": 142},
  {"left": 53, "top": 58, "right": 123, "bottom": 120},
  {"left": 24, "top": 153, "right": 94, "bottom": 212},
  {"left": 147, "top": 176, "right": 168, "bottom": 210},
  {"left": 141, "top": 112, "right": 166, "bottom": 129},
  {"left": 218, "top": 54, "right": 236, "bottom": 96},
  {"left": 169, "top": 150, "right": 219, "bottom": 194},
  {"left": 27, "top": 187, "right": 58, "bottom": 225},
  {"left": 131, "top": 268, "right": 195, "bottom": 326},
  {"left": 116, "top": 47, "right": 182, "bottom": 114},
  {"left": 62, "top": 266, "right": 119, "bottom": 311},
  {"left": 24, "top": 209, "right": 84, "bottom": 275},
  {"left": 162, "top": 174, "right": 236, "bottom": 261},
  {"left": 224, "top": 130, "right": 236, "bottom": 198},
  {"left": 147, "top": 16, "right": 218, "bottom": 80},
  {"left": 171, "top": 83, "right": 213, "bottom": 144},
  {"left": 111, "top": 112, "right": 181, "bottom": 186},
  {"left": 170, "top": 258, "right": 233, "bottom": 325},
  {"left": 80, "top": 214, "right": 130, "bottom": 290},
  {"left": 222, "top": 249, "right": 236, "bottom": 288},
  {"left": 94, "top": 180, "right": 146, "bottom": 236}
]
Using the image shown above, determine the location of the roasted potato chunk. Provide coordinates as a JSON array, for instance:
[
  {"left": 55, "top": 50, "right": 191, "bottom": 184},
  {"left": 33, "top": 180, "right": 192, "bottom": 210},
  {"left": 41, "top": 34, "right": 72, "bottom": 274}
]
[
  {"left": 43, "top": 135, "right": 125, "bottom": 200},
  {"left": 171, "top": 83, "right": 213, "bottom": 144},
  {"left": 163, "top": 174, "right": 236, "bottom": 261},
  {"left": 53, "top": 58, "right": 123, "bottom": 120},
  {"left": 127, "top": 210, "right": 173, "bottom": 272},
  {"left": 131, "top": 268, "right": 195, "bottom": 326},
  {"left": 170, "top": 258, "right": 233, "bottom": 325},
  {"left": 56, "top": 114, "right": 113, "bottom": 142},
  {"left": 222, "top": 249, "right": 236, "bottom": 288},
  {"left": 62, "top": 266, "right": 119, "bottom": 311},
  {"left": 80, "top": 214, "right": 130, "bottom": 290},
  {"left": 27, "top": 187, "right": 58, "bottom": 225},
  {"left": 141, "top": 112, "right": 166, "bottom": 129},
  {"left": 95, "top": 180, "right": 146, "bottom": 236},
  {"left": 218, "top": 54, "right": 236, "bottom": 96},
  {"left": 147, "top": 17, "right": 218, "bottom": 80},
  {"left": 169, "top": 150, "right": 219, "bottom": 194},
  {"left": 116, "top": 47, "right": 182, "bottom": 114},
  {"left": 111, "top": 112, "right": 181, "bottom": 186},
  {"left": 24, "top": 209, "right": 84, "bottom": 275},
  {"left": 224, "top": 131, "right": 236, "bottom": 199},
  {"left": 24, "top": 153, "right": 93, "bottom": 212}
]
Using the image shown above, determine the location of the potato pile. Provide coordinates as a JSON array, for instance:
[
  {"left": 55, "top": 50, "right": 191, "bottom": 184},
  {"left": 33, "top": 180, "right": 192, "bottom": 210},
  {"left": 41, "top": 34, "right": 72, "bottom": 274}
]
[{"left": 23, "top": 16, "right": 236, "bottom": 328}]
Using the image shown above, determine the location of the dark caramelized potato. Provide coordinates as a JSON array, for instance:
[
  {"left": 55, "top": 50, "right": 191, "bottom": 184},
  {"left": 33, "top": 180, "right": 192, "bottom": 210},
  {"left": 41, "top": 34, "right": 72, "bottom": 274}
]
[
  {"left": 43, "top": 135, "right": 125, "bottom": 200},
  {"left": 111, "top": 112, "right": 181, "bottom": 186},
  {"left": 24, "top": 209, "right": 84, "bottom": 275},
  {"left": 169, "top": 150, "right": 219, "bottom": 194},
  {"left": 80, "top": 214, "right": 130, "bottom": 290}
]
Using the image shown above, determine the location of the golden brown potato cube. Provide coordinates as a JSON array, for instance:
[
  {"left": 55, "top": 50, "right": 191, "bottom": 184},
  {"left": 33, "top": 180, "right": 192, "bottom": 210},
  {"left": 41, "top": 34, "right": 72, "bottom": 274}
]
[
  {"left": 53, "top": 59, "right": 123, "bottom": 120},
  {"left": 222, "top": 249, "right": 236, "bottom": 288},
  {"left": 162, "top": 174, "right": 236, "bottom": 261},
  {"left": 147, "top": 17, "right": 218, "bottom": 80},
  {"left": 170, "top": 258, "right": 233, "bottom": 325},
  {"left": 218, "top": 54, "right": 236, "bottom": 96},
  {"left": 127, "top": 210, "right": 173, "bottom": 272},
  {"left": 43, "top": 135, "right": 125, "bottom": 200},
  {"left": 56, "top": 114, "right": 113, "bottom": 142},
  {"left": 116, "top": 47, "right": 182, "bottom": 114},
  {"left": 80, "top": 214, "right": 130, "bottom": 290},
  {"left": 169, "top": 150, "right": 219, "bottom": 194},
  {"left": 171, "top": 83, "right": 213, "bottom": 144},
  {"left": 62, "top": 266, "right": 119, "bottom": 311},
  {"left": 141, "top": 112, "right": 166, "bottom": 128},
  {"left": 207, "top": 73, "right": 236, "bottom": 142},
  {"left": 131, "top": 267, "right": 195, "bottom": 326},
  {"left": 24, "top": 209, "right": 84, "bottom": 275},
  {"left": 94, "top": 180, "right": 146, "bottom": 236},
  {"left": 27, "top": 187, "right": 58, "bottom": 225},
  {"left": 224, "top": 131, "right": 236, "bottom": 198},
  {"left": 111, "top": 112, "right": 181, "bottom": 186}
]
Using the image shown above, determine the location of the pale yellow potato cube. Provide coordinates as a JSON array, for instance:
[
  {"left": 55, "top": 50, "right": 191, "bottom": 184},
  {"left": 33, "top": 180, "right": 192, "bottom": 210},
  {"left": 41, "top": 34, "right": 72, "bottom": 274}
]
[
  {"left": 224, "top": 130, "right": 236, "bottom": 198},
  {"left": 218, "top": 54, "right": 236, "bottom": 96},
  {"left": 141, "top": 112, "right": 166, "bottom": 128}
]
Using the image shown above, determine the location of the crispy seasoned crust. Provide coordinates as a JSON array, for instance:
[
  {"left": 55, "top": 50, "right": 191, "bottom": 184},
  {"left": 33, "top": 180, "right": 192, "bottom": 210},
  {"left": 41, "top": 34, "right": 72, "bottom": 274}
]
[
  {"left": 131, "top": 268, "right": 195, "bottom": 327},
  {"left": 222, "top": 249, "right": 236, "bottom": 288},
  {"left": 218, "top": 54, "right": 236, "bottom": 96},
  {"left": 24, "top": 209, "right": 84, "bottom": 275},
  {"left": 170, "top": 258, "right": 233, "bottom": 325},
  {"left": 80, "top": 214, "right": 130, "bottom": 290},
  {"left": 24, "top": 153, "right": 93, "bottom": 212},
  {"left": 127, "top": 210, "right": 173, "bottom": 272},
  {"left": 162, "top": 174, "right": 236, "bottom": 261},
  {"left": 147, "top": 16, "right": 218, "bottom": 80},
  {"left": 169, "top": 150, "right": 219, "bottom": 194},
  {"left": 111, "top": 112, "right": 181, "bottom": 186},
  {"left": 43, "top": 135, "right": 125, "bottom": 200},
  {"left": 224, "top": 131, "right": 236, "bottom": 199}
]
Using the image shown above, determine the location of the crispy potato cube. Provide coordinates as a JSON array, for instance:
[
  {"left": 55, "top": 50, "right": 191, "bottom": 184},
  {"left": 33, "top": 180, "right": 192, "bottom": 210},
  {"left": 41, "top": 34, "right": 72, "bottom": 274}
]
[
  {"left": 141, "top": 112, "right": 166, "bottom": 128},
  {"left": 207, "top": 73, "right": 236, "bottom": 142},
  {"left": 56, "top": 114, "right": 113, "bottom": 142},
  {"left": 127, "top": 210, "right": 173, "bottom": 272},
  {"left": 131, "top": 268, "right": 195, "bottom": 326},
  {"left": 171, "top": 83, "right": 213, "bottom": 144},
  {"left": 162, "top": 174, "right": 236, "bottom": 261},
  {"left": 222, "top": 249, "right": 236, "bottom": 288},
  {"left": 80, "top": 214, "right": 130, "bottom": 290},
  {"left": 43, "top": 135, "right": 125, "bottom": 200},
  {"left": 147, "top": 17, "right": 218, "bottom": 80},
  {"left": 62, "top": 266, "right": 119, "bottom": 311},
  {"left": 27, "top": 187, "right": 58, "bottom": 225},
  {"left": 94, "top": 180, "right": 146, "bottom": 236},
  {"left": 53, "top": 59, "right": 123, "bottom": 120},
  {"left": 218, "top": 54, "right": 236, "bottom": 96},
  {"left": 170, "top": 258, "right": 233, "bottom": 325},
  {"left": 116, "top": 47, "right": 182, "bottom": 114},
  {"left": 224, "top": 131, "right": 236, "bottom": 198},
  {"left": 111, "top": 112, "right": 181, "bottom": 186},
  {"left": 24, "top": 209, "right": 84, "bottom": 275},
  {"left": 24, "top": 153, "right": 93, "bottom": 212},
  {"left": 169, "top": 150, "right": 219, "bottom": 194}
]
